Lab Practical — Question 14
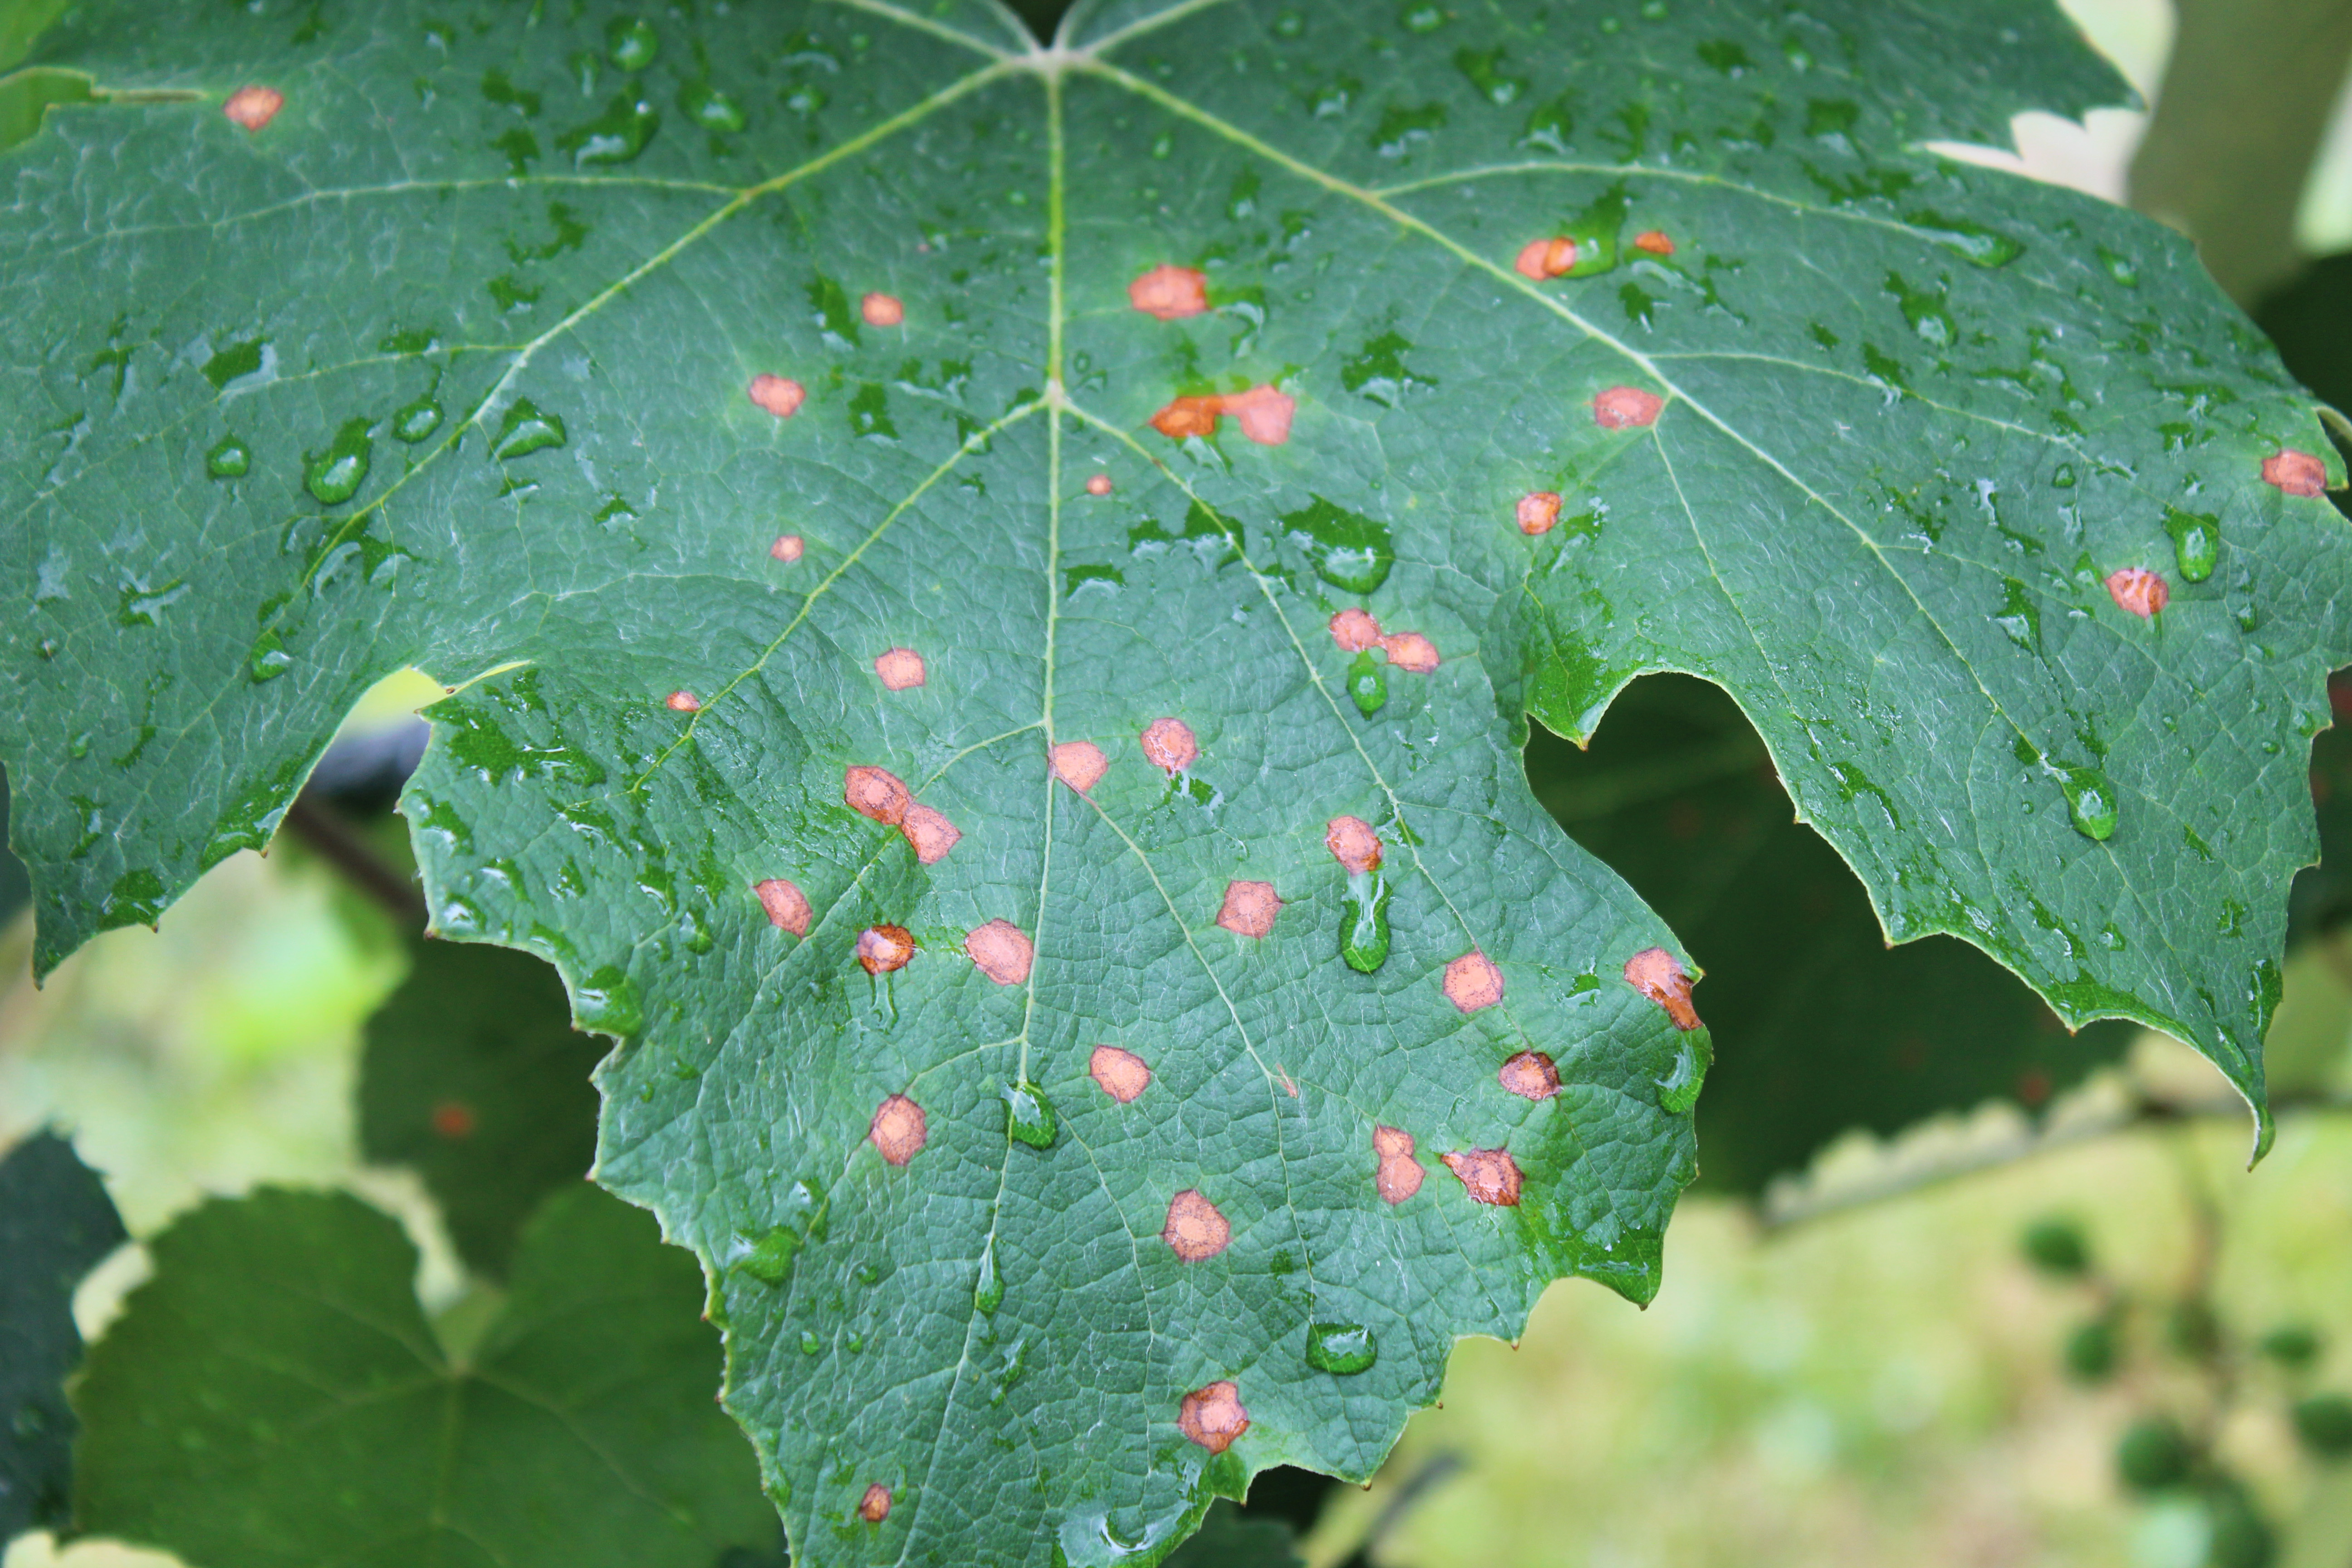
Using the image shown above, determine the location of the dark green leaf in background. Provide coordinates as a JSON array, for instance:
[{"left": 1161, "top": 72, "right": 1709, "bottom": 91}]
[
  {"left": 1162, "top": 1499, "right": 1303, "bottom": 1568},
  {"left": 1532, "top": 676, "right": 2137, "bottom": 1192},
  {"left": 4, "top": 0, "right": 2348, "bottom": 1562},
  {"left": 0, "top": 1129, "right": 125, "bottom": 1542},
  {"left": 73, "top": 1184, "right": 781, "bottom": 1568},
  {"left": 359, "top": 935, "right": 605, "bottom": 1277}
]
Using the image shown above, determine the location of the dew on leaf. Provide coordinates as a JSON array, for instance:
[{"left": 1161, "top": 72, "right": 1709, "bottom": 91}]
[
  {"left": 749, "top": 374, "right": 805, "bottom": 418},
  {"left": 205, "top": 436, "right": 250, "bottom": 479},
  {"left": 1347, "top": 652, "right": 1387, "bottom": 715},
  {"left": 2060, "top": 765, "right": 2120, "bottom": 841},
  {"left": 755, "top": 877, "right": 811, "bottom": 936},
  {"left": 1499, "top": 1050, "right": 1560, "bottom": 1100},
  {"left": 665, "top": 690, "right": 700, "bottom": 712},
  {"left": 1382, "top": 632, "right": 1439, "bottom": 671},
  {"left": 1085, "top": 473, "right": 1112, "bottom": 496},
  {"left": 248, "top": 630, "right": 291, "bottom": 682},
  {"left": 1400, "top": 2, "right": 1446, "bottom": 31},
  {"left": 1305, "top": 1321, "right": 1378, "bottom": 1375},
  {"left": 1178, "top": 1382, "right": 1248, "bottom": 1453},
  {"left": 862, "top": 292, "right": 904, "bottom": 327},
  {"left": 857, "top": 1484, "right": 891, "bottom": 1524},
  {"left": 679, "top": 81, "right": 745, "bottom": 132},
  {"left": 1331, "top": 608, "right": 1382, "bottom": 651},
  {"left": 1373, "top": 1124, "right": 1425, "bottom": 1202},
  {"left": 1140, "top": 717, "right": 1197, "bottom": 774},
  {"left": 2105, "top": 568, "right": 2168, "bottom": 619},
  {"left": 2262, "top": 448, "right": 2325, "bottom": 496},
  {"left": 1518, "top": 490, "right": 1562, "bottom": 534},
  {"left": 574, "top": 966, "right": 643, "bottom": 1034},
  {"left": 800, "top": 1329, "right": 821, "bottom": 1355},
  {"left": 1633, "top": 229, "right": 1675, "bottom": 255},
  {"left": 2096, "top": 246, "right": 2139, "bottom": 287},
  {"left": 1901, "top": 210, "right": 2024, "bottom": 267},
  {"left": 1592, "top": 386, "right": 1663, "bottom": 428},
  {"left": 966, "top": 919, "right": 1034, "bottom": 985},
  {"left": 303, "top": 417, "right": 372, "bottom": 504},
  {"left": 1162, "top": 1190, "right": 1231, "bottom": 1261},
  {"left": 223, "top": 85, "right": 283, "bottom": 130},
  {"left": 900, "top": 802, "right": 960, "bottom": 865},
  {"left": 1002, "top": 1080, "right": 1058, "bottom": 1148},
  {"left": 392, "top": 395, "right": 442, "bottom": 443},
  {"left": 1282, "top": 496, "right": 1394, "bottom": 592},
  {"left": 2166, "top": 507, "right": 2220, "bottom": 582},
  {"left": 770, "top": 534, "right": 804, "bottom": 562},
  {"left": 1443, "top": 949, "right": 1504, "bottom": 1012},
  {"left": 1340, "top": 868, "right": 1392, "bottom": 972},
  {"left": 1325, "top": 815, "right": 1382, "bottom": 874},
  {"left": 1272, "top": 8, "right": 1304, "bottom": 37},
  {"left": 606, "top": 17, "right": 658, "bottom": 70},
  {"left": 844, "top": 766, "right": 911, "bottom": 825},
  {"left": 202, "top": 338, "right": 265, "bottom": 389},
  {"left": 869, "top": 1095, "right": 926, "bottom": 1165},
  {"left": 874, "top": 647, "right": 926, "bottom": 690},
  {"left": 1216, "top": 880, "right": 1282, "bottom": 938},
  {"left": 1129, "top": 265, "right": 1209, "bottom": 321},
  {"left": 494, "top": 400, "right": 566, "bottom": 458},
  {"left": 1454, "top": 45, "right": 1527, "bottom": 105},
  {"left": 975, "top": 1236, "right": 1004, "bottom": 1312},
  {"left": 1624, "top": 946, "right": 1701, "bottom": 1029},
  {"left": 559, "top": 96, "right": 658, "bottom": 165},
  {"left": 1052, "top": 740, "right": 1108, "bottom": 793},
  {"left": 857, "top": 925, "right": 915, "bottom": 975},
  {"left": 1657, "top": 1034, "right": 1711, "bottom": 1114},
  {"left": 1441, "top": 1148, "right": 1522, "bottom": 1205},
  {"left": 1089, "top": 1044, "right": 1151, "bottom": 1102},
  {"left": 1515, "top": 237, "right": 1578, "bottom": 280}
]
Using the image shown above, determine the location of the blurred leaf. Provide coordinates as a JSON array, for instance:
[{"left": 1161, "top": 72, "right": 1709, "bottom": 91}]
[
  {"left": 2022, "top": 1215, "right": 2094, "bottom": 1278},
  {"left": 358, "top": 936, "right": 603, "bottom": 1278},
  {"left": 2064, "top": 1316, "right": 2120, "bottom": 1382},
  {"left": 0, "top": 1129, "right": 125, "bottom": 1541},
  {"left": 2293, "top": 1393, "right": 2352, "bottom": 1459},
  {"left": 0, "top": 0, "right": 68, "bottom": 72},
  {"left": 2118, "top": 1414, "right": 2197, "bottom": 1493},
  {"left": 73, "top": 1184, "right": 780, "bottom": 1567},
  {"left": 2259, "top": 1323, "right": 2324, "bottom": 1370},
  {"left": 1531, "top": 677, "right": 2135, "bottom": 1192},
  {"left": 1164, "top": 1500, "right": 1302, "bottom": 1568}
]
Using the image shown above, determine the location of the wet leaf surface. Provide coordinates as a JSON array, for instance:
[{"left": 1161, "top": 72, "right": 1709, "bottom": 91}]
[
  {"left": 6, "top": 1, "right": 2350, "bottom": 1561},
  {"left": 73, "top": 1185, "right": 782, "bottom": 1568}
]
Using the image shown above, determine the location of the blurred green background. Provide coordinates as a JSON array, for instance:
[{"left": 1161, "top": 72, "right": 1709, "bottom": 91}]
[{"left": 8, "top": 0, "right": 2352, "bottom": 1564}]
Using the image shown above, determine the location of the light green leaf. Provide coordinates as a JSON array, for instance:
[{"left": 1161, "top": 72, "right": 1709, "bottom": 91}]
[
  {"left": 5, "top": 0, "right": 2348, "bottom": 1563},
  {"left": 72, "top": 1185, "right": 782, "bottom": 1567}
]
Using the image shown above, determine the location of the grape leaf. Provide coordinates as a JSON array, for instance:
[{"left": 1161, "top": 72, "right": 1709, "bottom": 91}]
[
  {"left": 1531, "top": 674, "right": 2137, "bottom": 1191},
  {"left": 359, "top": 935, "right": 604, "bottom": 1277},
  {"left": 4, "top": 0, "right": 2349, "bottom": 1563},
  {"left": 0, "top": 1129, "right": 125, "bottom": 1541},
  {"left": 72, "top": 1185, "right": 783, "bottom": 1568}
]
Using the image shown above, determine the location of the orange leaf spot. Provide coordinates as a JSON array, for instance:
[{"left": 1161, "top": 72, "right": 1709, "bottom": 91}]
[
  {"left": 1324, "top": 815, "right": 1382, "bottom": 874},
  {"left": 223, "top": 85, "right": 284, "bottom": 131},
  {"left": 1089, "top": 1044, "right": 1151, "bottom": 1102},
  {"left": 2104, "top": 568, "right": 2169, "bottom": 619},
  {"left": 844, "top": 766, "right": 911, "bottom": 826},
  {"left": 1052, "top": 740, "right": 1108, "bottom": 793},
  {"left": 748, "top": 374, "right": 805, "bottom": 418},
  {"left": 1215, "top": 879, "right": 1281, "bottom": 938},
  {"left": 1443, "top": 950, "right": 1504, "bottom": 1012},
  {"left": 869, "top": 1094, "right": 926, "bottom": 1165},
  {"left": 1177, "top": 1381, "right": 1249, "bottom": 1453},
  {"left": 2262, "top": 448, "right": 2326, "bottom": 496},
  {"left": 965, "top": 919, "right": 1034, "bottom": 985},
  {"left": 1129, "top": 264, "right": 1210, "bottom": 320},
  {"left": 1624, "top": 946, "right": 1701, "bottom": 1029},
  {"left": 873, "top": 647, "right": 926, "bottom": 690},
  {"left": 861, "top": 292, "right": 904, "bottom": 328},
  {"left": 857, "top": 925, "right": 916, "bottom": 975},
  {"left": 754, "top": 877, "right": 811, "bottom": 936},
  {"left": 1442, "top": 1148, "right": 1523, "bottom": 1205},
  {"left": 1329, "top": 607, "right": 1382, "bottom": 652},
  {"left": 1163, "top": 1190, "right": 1231, "bottom": 1260},
  {"left": 900, "top": 803, "right": 960, "bottom": 865},
  {"left": 1593, "top": 386, "right": 1664, "bottom": 429}
]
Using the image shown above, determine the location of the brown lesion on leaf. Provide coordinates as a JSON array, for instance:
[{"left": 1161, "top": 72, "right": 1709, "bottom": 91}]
[
  {"left": 754, "top": 877, "right": 811, "bottom": 936},
  {"left": 1517, "top": 490, "right": 1562, "bottom": 535},
  {"left": 1177, "top": 1381, "right": 1248, "bottom": 1453},
  {"left": 664, "top": 690, "right": 701, "bottom": 712},
  {"left": 769, "top": 534, "right": 804, "bottom": 563},
  {"left": 1162, "top": 1190, "right": 1231, "bottom": 1260},
  {"left": 869, "top": 1094, "right": 926, "bottom": 1166},
  {"left": 1329, "top": 608, "right": 1381, "bottom": 652},
  {"left": 856, "top": 925, "right": 916, "bottom": 975},
  {"left": 1624, "top": 946, "right": 1702, "bottom": 1029},
  {"left": 2262, "top": 448, "right": 2326, "bottom": 496},
  {"left": 1373, "top": 1125, "right": 1424, "bottom": 1203},
  {"left": 1593, "top": 386, "right": 1664, "bottom": 429},
  {"left": 1442, "top": 950, "right": 1504, "bottom": 1012},
  {"left": 748, "top": 374, "right": 805, "bottom": 418},
  {"left": 1498, "top": 1050, "right": 1559, "bottom": 1101},
  {"left": 873, "top": 647, "right": 926, "bottom": 690},
  {"left": 1139, "top": 717, "right": 1197, "bottom": 774},
  {"left": 222, "top": 85, "right": 284, "bottom": 131},
  {"left": 1052, "top": 740, "right": 1108, "bottom": 793},
  {"left": 1085, "top": 473, "right": 1114, "bottom": 496},
  {"left": 965, "top": 919, "right": 1034, "bottom": 985},
  {"left": 1148, "top": 384, "right": 1294, "bottom": 445},
  {"left": 1129, "top": 263, "right": 1210, "bottom": 320},
  {"left": 860, "top": 292, "right": 903, "bottom": 328},
  {"left": 1324, "top": 815, "right": 1381, "bottom": 874},
  {"left": 1215, "top": 880, "right": 1281, "bottom": 938},
  {"left": 1441, "top": 1147, "right": 1523, "bottom": 1205},
  {"left": 2105, "top": 568, "right": 2168, "bottom": 619},
  {"left": 1633, "top": 229, "right": 1675, "bottom": 256},
  {"left": 844, "top": 765, "right": 911, "bottom": 826},
  {"left": 1089, "top": 1044, "right": 1151, "bottom": 1102},
  {"left": 1380, "top": 632, "right": 1439, "bottom": 672},
  {"left": 857, "top": 1483, "right": 892, "bottom": 1523},
  {"left": 1514, "top": 236, "right": 1577, "bottom": 279},
  {"left": 899, "top": 803, "right": 960, "bottom": 865}
]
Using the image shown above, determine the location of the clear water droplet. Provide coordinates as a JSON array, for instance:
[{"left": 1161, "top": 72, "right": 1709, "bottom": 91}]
[
  {"left": 574, "top": 964, "right": 643, "bottom": 1034},
  {"left": 303, "top": 417, "right": 372, "bottom": 504},
  {"left": 2166, "top": 507, "right": 2219, "bottom": 582},
  {"left": 392, "top": 395, "right": 443, "bottom": 443},
  {"left": 800, "top": 1328, "right": 821, "bottom": 1355},
  {"left": 681, "top": 82, "right": 746, "bottom": 132},
  {"left": 974, "top": 1235, "right": 1004, "bottom": 1314},
  {"left": 206, "top": 435, "right": 251, "bottom": 479},
  {"left": 1282, "top": 496, "right": 1393, "bottom": 593},
  {"left": 495, "top": 399, "right": 567, "bottom": 459},
  {"left": 606, "top": 16, "right": 658, "bottom": 70},
  {"left": 1656, "top": 1034, "right": 1710, "bottom": 1113},
  {"left": 1305, "top": 1321, "right": 1378, "bottom": 1375},
  {"left": 1346, "top": 650, "right": 1387, "bottom": 716},
  {"left": 248, "top": 629, "right": 292, "bottom": 682},
  {"left": 1902, "top": 209, "right": 2024, "bottom": 268},
  {"left": 560, "top": 96, "right": 659, "bottom": 165},
  {"left": 67, "top": 732, "right": 89, "bottom": 759},
  {"left": 739, "top": 1225, "right": 799, "bottom": 1284},
  {"left": 1002, "top": 1081, "right": 1058, "bottom": 1149},
  {"left": 1339, "top": 867, "right": 1392, "bottom": 972},
  {"left": 2060, "top": 765, "right": 2119, "bottom": 842}
]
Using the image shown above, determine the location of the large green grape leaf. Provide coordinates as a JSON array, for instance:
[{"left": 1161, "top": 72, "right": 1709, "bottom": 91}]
[
  {"left": 4, "top": 0, "right": 2349, "bottom": 1563},
  {"left": 0, "top": 1129, "right": 126, "bottom": 1540},
  {"left": 72, "top": 1185, "right": 784, "bottom": 1567},
  {"left": 1530, "top": 674, "right": 2137, "bottom": 1191}
]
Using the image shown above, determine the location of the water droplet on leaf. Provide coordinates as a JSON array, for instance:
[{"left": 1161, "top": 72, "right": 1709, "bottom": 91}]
[
  {"left": 303, "top": 417, "right": 372, "bottom": 504},
  {"left": 2166, "top": 507, "right": 2219, "bottom": 581},
  {"left": 2059, "top": 765, "right": 2119, "bottom": 842},
  {"left": 1346, "top": 650, "right": 1387, "bottom": 716},
  {"left": 206, "top": 436, "right": 250, "bottom": 478},
  {"left": 1002, "top": 1081, "right": 1058, "bottom": 1149},
  {"left": 496, "top": 399, "right": 567, "bottom": 459},
  {"left": 392, "top": 395, "right": 443, "bottom": 443},
  {"left": 1304, "top": 1321, "right": 1378, "bottom": 1375},
  {"left": 606, "top": 16, "right": 658, "bottom": 70},
  {"left": 681, "top": 81, "right": 745, "bottom": 132},
  {"left": 1281, "top": 496, "right": 1394, "bottom": 592},
  {"left": 1339, "top": 867, "right": 1392, "bottom": 973}
]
